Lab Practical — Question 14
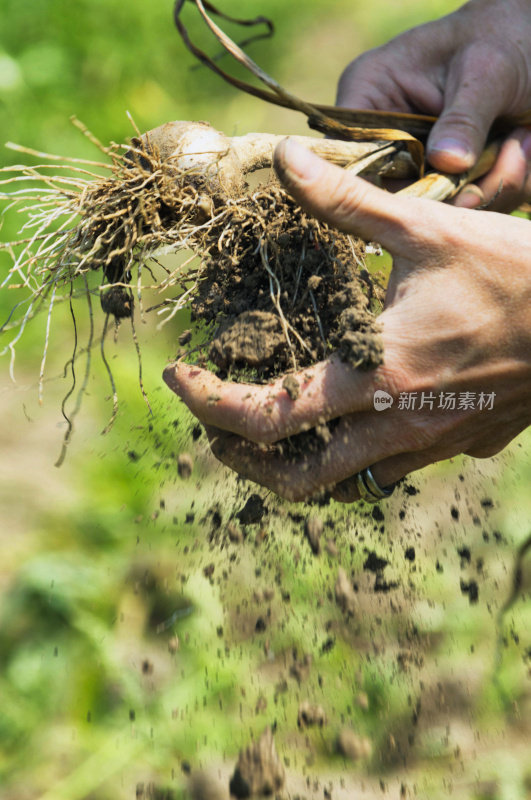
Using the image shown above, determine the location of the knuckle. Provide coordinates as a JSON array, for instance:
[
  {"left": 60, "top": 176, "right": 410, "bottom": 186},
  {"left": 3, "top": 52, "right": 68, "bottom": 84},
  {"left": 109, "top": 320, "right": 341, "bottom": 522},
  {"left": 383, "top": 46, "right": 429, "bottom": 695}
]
[
  {"left": 338, "top": 49, "right": 379, "bottom": 87},
  {"left": 327, "top": 174, "right": 368, "bottom": 222}
]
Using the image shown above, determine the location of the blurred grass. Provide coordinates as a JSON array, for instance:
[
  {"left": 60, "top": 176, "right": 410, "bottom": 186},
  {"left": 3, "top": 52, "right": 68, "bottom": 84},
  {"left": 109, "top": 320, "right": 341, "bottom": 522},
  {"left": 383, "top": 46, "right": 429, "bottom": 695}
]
[{"left": 0, "top": 1, "right": 530, "bottom": 799}]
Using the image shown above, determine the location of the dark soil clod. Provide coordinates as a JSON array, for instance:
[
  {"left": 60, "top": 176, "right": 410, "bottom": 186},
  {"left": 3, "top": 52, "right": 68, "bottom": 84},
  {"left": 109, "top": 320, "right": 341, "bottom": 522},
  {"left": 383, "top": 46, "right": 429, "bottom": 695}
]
[
  {"left": 236, "top": 494, "right": 266, "bottom": 525},
  {"left": 229, "top": 727, "right": 285, "bottom": 799}
]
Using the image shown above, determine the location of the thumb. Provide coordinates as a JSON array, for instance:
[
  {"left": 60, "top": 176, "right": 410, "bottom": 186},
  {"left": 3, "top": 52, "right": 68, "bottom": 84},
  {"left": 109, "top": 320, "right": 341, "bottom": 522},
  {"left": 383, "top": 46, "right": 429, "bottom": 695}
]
[
  {"left": 427, "top": 50, "right": 507, "bottom": 172},
  {"left": 274, "top": 138, "right": 434, "bottom": 256}
]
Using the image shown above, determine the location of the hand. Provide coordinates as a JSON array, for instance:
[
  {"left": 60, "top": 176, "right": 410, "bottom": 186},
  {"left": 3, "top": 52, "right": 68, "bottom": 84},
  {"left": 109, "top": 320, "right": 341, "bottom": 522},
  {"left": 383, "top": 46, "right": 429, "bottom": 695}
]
[
  {"left": 164, "top": 140, "right": 531, "bottom": 502},
  {"left": 337, "top": 0, "right": 531, "bottom": 212}
]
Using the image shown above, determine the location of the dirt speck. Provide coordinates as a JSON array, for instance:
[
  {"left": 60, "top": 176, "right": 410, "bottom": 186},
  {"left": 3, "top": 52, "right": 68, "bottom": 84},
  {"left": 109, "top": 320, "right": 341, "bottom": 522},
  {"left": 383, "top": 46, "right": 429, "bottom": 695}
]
[
  {"left": 297, "top": 700, "right": 327, "bottom": 729},
  {"left": 290, "top": 653, "right": 312, "bottom": 683},
  {"left": 236, "top": 494, "right": 266, "bottom": 525},
  {"left": 336, "top": 729, "right": 372, "bottom": 761},
  {"left": 177, "top": 453, "right": 193, "bottom": 479},
  {"left": 282, "top": 374, "right": 300, "bottom": 400},
  {"left": 335, "top": 568, "right": 357, "bottom": 616},
  {"left": 304, "top": 515, "right": 323, "bottom": 555},
  {"left": 226, "top": 522, "right": 243, "bottom": 543},
  {"left": 229, "top": 727, "right": 285, "bottom": 799},
  {"left": 325, "top": 539, "right": 338, "bottom": 557}
]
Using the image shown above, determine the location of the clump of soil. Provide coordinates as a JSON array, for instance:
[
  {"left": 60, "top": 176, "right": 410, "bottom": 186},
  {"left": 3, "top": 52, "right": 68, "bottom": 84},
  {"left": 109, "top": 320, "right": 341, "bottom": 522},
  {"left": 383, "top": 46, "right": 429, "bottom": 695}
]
[
  {"left": 336, "top": 728, "right": 372, "bottom": 761},
  {"left": 297, "top": 701, "right": 327, "bottom": 729},
  {"left": 189, "top": 186, "right": 384, "bottom": 381},
  {"left": 304, "top": 516, "right": 323, "bottom": 555},
  {"left": 335, "top": 568, "right": 358, "bottom": 616},
  {"left": 229, "top": 727, "right": 285, "bottom": 798}
]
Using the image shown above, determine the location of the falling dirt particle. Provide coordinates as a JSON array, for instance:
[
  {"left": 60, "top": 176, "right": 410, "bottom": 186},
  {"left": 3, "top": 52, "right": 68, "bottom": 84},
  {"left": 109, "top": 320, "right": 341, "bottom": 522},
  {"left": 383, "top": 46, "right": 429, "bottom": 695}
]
[
  {"left": 229, "top": 727, "right": 285, "bottom": 799},
  {"left": 460, "top": 578, "right": 479, "bottom": 604},
  {"left": 226, "top": 522, "right": 243, "bottom": 543},
  {"left": 203, "top": 563, "right": 215, "bottom": 579},
  {"left": 177, "top": 453, "right": 193, "bottom": 479},
  {"left": 141, "top": 659, "right": 154, "bottom": 675},
  {"left": 282, "top": 374, "right": 300, "bottom": 400},
  {"left": 363, "top": 551, "right": 389, "bottom": 573},
  {"left": 335, "top": 568, "right": 358, "bottom": 616},
  {"left": 290, "top": 653, "right": 312, "bottom": 683},
  {"left": 178, "top": 329, "right": 192, "bottom": 345},
  {"left": 304, "top": 515, "right": 323, "bottom": 555},
  {"left": 371, "top": 506, "right": 385, "bottom": 522},
  {"left": 404, "top": 547, "right": 415, "bottom": 562},
  {"left": 168, "top": 636, "right": 180, "bottom": 654},
  {"left": 255, "top": 617, "right": 267, "bottom": 633},
  {"left": 297, "top": 701, "right": 327, "bottom": 729},
  {"left": 457, "top": 546, "right": 471, "bottom": 566},
  {"left": 236, "top": 494, "right": 265, "bottom": 525},
  {"left": 397, "top": 650, "right": 424, "bottom": 671},
  {"left": 325, "top": 539, "right": 338, "bottom": 557},
  {"left": 336, "top": 729, "right": 372, "bottom": 761},
  {"left": 255, "top": 528, "right": 268, "bottom": 545},
  {"left": 356, "top": 692, "right": 369, "bottom": 711}
]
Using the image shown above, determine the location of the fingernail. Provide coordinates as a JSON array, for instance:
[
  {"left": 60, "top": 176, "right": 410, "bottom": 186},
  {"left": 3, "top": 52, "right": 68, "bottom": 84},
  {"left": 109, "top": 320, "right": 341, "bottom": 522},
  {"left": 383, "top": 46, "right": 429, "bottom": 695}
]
[
  {"left": 428, "top": 137, "right": 475, "bottom": 168},
  {"left": 521, "top": 131, "right": 531, "bottom": 161},
  {"left": 276, "top": 138, "right": 318, "bottom": 181}
]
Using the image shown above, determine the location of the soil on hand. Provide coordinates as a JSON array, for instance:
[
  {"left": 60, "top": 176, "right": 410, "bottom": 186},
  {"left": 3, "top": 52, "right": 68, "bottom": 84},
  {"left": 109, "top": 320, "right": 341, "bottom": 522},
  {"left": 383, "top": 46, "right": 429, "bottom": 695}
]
[{"left": 189, "top": 186, "right": 385, "bottom": 383}]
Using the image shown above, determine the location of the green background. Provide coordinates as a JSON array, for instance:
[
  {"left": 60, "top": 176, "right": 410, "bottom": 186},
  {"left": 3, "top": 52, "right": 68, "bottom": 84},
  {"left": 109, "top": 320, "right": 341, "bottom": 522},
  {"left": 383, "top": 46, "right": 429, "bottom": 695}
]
[{"left": 0, "top": 1, "right": 530, "bottom": 798}]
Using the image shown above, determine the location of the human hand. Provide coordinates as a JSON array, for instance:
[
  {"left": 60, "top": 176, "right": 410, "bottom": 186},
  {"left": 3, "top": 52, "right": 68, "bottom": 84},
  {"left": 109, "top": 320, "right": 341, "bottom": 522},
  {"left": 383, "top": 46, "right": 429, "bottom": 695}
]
[
  {"left": 337, "top": 0, "right": 531, "bottom": 212},
  {"left": 163, "top": 140, "right": 531, "bottom": 502}
]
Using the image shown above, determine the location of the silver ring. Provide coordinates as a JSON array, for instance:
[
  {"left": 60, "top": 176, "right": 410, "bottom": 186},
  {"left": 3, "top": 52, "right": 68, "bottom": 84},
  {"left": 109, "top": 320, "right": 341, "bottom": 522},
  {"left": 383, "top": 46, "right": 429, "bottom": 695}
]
[{"left": 355, "top": 466, "right": 395, "bottom": 503}]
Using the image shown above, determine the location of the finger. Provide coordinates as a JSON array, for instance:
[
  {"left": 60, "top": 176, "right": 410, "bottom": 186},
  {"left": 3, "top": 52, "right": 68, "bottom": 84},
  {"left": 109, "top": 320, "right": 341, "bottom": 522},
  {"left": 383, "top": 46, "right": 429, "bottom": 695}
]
[
  {"left": 336, "top": 58, "right": 411, "bottom": 112},
  {"left": 163, "top": 356, "right": 400, "bottom": 445},
  {"left": 453, "top": 128, "right": 531, "bottom": 212},
  {"left": 273, "top": 138, "right": 443, "bottom": 256},
  {"left": 331, "top": 451, "right": 428, "bottom": 503},
  {"left": 331, "top": 433, "right": 468, "bottom": 503},
  {"left": 332, "top": 403, "right": 526, "bottom": 502},
  {"left": 197, "top": 407, "right": 439, "bottom": 502},
  {"left": 427, "top": 46, "right": 515, "bottom": 173}
]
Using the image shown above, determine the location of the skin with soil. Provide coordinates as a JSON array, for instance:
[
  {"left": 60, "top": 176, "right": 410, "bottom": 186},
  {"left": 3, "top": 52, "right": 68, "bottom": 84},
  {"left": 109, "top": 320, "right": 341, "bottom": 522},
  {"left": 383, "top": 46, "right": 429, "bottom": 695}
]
[{"left": 189, "top": 186, "right": 384, "bottom": 383}]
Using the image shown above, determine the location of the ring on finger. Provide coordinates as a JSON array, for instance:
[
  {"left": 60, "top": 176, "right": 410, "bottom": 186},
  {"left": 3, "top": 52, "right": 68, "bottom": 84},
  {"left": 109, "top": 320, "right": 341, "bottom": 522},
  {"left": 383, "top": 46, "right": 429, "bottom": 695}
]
[{"left": 355, "top": 466, "right": 396, "bottom": 503}]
